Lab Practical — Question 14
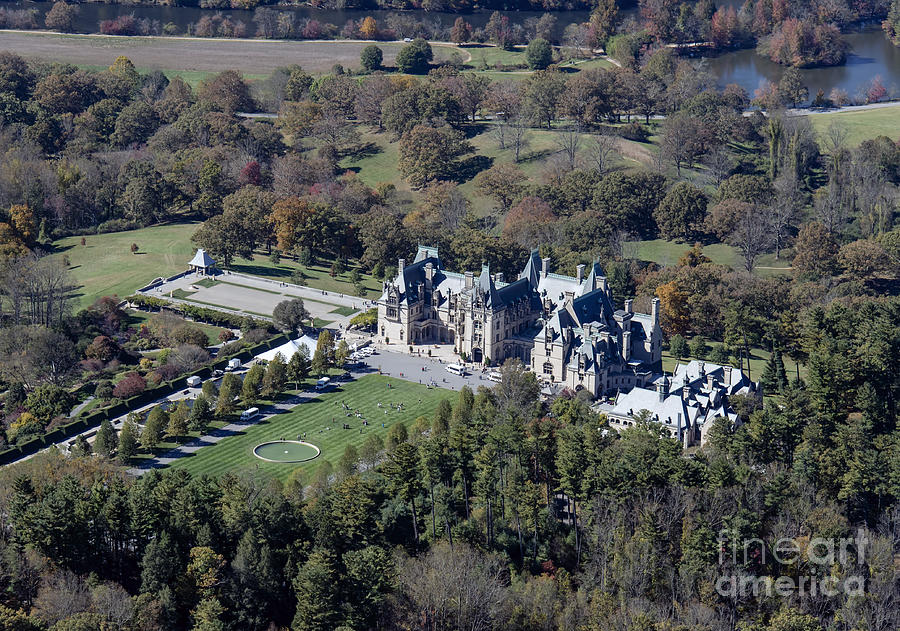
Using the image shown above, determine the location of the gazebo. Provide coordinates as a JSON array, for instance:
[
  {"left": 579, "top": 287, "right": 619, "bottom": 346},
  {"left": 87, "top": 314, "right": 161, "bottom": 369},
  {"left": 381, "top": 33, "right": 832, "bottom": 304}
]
[{"left": 188, "top": 249, "right": 216, "bottom": 275}]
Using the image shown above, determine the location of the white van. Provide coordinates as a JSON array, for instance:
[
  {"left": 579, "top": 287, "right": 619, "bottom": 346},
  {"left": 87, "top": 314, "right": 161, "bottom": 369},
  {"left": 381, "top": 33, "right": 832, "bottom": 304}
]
[
  {"left": 487, "top": 371, "right": 503, "bottom": 383},
  {"left": 316, "top": 377, "right": 332, "bottom": 390},
  {"left": 446, "top": 364, "right": 467, "bottom": 376},
  {"left": 240, "top": 407, "right": 259, "bottom": 421}
]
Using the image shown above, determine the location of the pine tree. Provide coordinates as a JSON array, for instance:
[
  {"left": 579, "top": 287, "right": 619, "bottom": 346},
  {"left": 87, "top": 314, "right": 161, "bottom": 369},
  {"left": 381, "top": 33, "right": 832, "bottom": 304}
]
[
  {"left": 241, "top": 365, "right": 265, "bottom": 403},
  {"left": 774, "top": 347, "right": 788, "bottom": 392},
  {"left": 118, "top": 415, "right": 139, "bottom": 463},
  {"left": 71, "top": 434, "right": 92, "bottom": 457},
  {"left": 94, "top": 418, "right": 118, "bottom": 458},
  {"left": 761, "top": 347, "right": 778, "bottom": 392}
]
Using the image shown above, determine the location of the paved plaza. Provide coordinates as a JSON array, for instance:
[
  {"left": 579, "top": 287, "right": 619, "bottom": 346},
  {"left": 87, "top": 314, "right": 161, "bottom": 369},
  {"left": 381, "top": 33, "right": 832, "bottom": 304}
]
[{"left": 141, "top": 270, "right": 374, "bottom": 327}]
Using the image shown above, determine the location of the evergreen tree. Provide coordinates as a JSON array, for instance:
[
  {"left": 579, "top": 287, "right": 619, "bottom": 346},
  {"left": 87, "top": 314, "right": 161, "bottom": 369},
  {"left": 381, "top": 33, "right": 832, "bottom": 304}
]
[
  {"left": 94, "top": 418, "right": 117, "bottom": 458},
  {"left": 291, "top": 550, "right": 340, "bottom": 631},
  {"left": 70, "top": 434, "right": 92, "bottom": 458},
  {"left": 117, "top": 414, "right": 139, "bottom": 463},
  {"left": 774, "top": 347, "right": 788, "bottom": 392},
  {"left": 201, "top": 380, "right": 218, "bottom": 402}
]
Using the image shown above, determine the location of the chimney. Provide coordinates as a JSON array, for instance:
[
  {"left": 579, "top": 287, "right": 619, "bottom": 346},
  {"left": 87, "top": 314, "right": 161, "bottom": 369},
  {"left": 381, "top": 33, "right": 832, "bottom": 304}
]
[
  {"left": 677, "top": 412, "right": 682, "bottom": 442},
  {"left": 465, "top": 271, "right": 474, "bottom": 289},
  {"left": 682, "top": 385, "right": 691, "bottom": 400},
  {"left": 651, "top": 297, "right": 660, "bottom": 324},
  {"left": 622, "top": 330, "right": 631, "bottom": 361},
  {"left": 425, "top": 261, "right": 434, "bottom": 283},
  {"left": 724, "top": 365, "right": 733, "bottom": 384},
  {"left": 398, "top": 258, "right": 405, "bottom": 274},
  {"left": 541, "top": 257, "right": 550, "bottom": 279},
  {"left": 597, "top": 275, "right": 608, "bottom": 293},
  {"left": 624, "top": 299, "right": 633, "bottom": 314},
  {"left": 576, "top": 264, "right": 585, "bottom": 283},
  {"left": 494, "top": 272, "right": 504, "bottom": 284},
  {"left": 699, "top": 361, "right": 705, "bottom": 377},
  {"left": 706, "top": 373, "right": 715, "bottom": 390},
  {"left": 657, "top": 376, "right": 669, "bottom": 402}
]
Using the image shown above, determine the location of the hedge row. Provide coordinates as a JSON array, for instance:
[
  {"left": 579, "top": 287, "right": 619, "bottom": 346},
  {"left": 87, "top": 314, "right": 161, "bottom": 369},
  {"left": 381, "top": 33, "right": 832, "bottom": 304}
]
[
  {"left": 127, "top": 294, "right": 271, "bottom": 330},
  {"left": 0, "top": 332, "right": 290, "bottom": 467}
]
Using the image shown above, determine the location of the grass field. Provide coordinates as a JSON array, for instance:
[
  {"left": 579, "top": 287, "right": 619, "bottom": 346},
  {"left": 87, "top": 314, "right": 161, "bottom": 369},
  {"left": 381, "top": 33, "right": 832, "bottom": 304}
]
[
  {"left": 807, "top": 105, "right": 900, "bottom": 147},
  {"left": 168, "top": 375, "right": 455, "bottom": 481},
  {"left": 625, "top": 239, "right": 793, "bottom": 276},
  {"left": 125, "top": 309, "right": 227, "bottom": 344},
  {"left": 54, "top": 223, "right": 200, "bottom": 310},
  {"left": 662, "top": 340, "right": 806, "bottom": 386},
  {"left": 4, "top": 31, "right": 466, "bottom": 80},
  {"left": 52, "top": 222, "right": 384, "bottom": 309}
]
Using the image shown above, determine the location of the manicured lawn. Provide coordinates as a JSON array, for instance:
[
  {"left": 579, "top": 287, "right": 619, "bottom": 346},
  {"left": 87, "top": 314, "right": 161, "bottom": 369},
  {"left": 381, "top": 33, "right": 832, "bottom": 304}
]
[
  {"left": 52, "top": 223, "right": 200, "bottom": 310},
  {"left": 168, "top": 375, "right": 455, "bottom": 481},
  {"left": 807, "top": 105, "right": 900, "bottom": 147},
  {"left": 52, "top": 222, "right": 382, "bottom": 309},
  {"left": 625, "top": 239, "right": 793, "bottom": 276}
]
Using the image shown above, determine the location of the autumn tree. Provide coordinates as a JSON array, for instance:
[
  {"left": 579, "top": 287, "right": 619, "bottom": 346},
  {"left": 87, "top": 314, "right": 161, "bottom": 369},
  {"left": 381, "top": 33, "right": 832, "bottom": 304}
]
[
  {"left": 792, "top": 221, "right": 838, "bottom": 280},
  {"left": 503, "top": 197, "right": 557, "bottom": 249},
  {"left": 398, "top": 125, "right": 473, "bottom": 188}
]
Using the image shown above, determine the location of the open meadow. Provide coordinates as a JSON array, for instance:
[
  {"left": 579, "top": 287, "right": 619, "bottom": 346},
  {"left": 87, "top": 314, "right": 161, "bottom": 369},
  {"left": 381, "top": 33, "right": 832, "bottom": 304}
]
[
  {"left": 807, "top": 103, "right": 900, "bottom": 146},
  {"left": 2, "top": 31, "right": 464, "bottom": 83},
  {"left": 168, "top": 374, "right": 455, "bottom": 481}
]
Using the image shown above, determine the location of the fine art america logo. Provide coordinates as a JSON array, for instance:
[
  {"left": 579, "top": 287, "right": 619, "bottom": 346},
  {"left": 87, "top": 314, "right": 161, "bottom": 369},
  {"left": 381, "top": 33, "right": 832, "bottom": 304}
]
[{"left": 716, "top": 529, "right": 868, "bottom": 597}]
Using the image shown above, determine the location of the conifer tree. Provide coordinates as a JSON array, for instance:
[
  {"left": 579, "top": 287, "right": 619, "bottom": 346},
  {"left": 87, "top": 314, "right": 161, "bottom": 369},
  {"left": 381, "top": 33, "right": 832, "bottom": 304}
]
[
  {"left": 168, "top": 399, "right": 190, "bottom": 437},
  {"left": 94, "top": 418, "right": 118, "bottom": 458},
  {"left": 118, "top": 414, "right": 139, "bottom": 463},
  {"left": 141, "top": 406, "right": 167, "bottom": 450}
]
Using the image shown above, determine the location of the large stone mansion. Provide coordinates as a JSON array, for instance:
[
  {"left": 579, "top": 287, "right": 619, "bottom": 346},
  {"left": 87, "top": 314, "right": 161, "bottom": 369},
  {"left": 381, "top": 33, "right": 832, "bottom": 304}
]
[{"left": 377, "top": 246, "right": 663, "bottom": 398}]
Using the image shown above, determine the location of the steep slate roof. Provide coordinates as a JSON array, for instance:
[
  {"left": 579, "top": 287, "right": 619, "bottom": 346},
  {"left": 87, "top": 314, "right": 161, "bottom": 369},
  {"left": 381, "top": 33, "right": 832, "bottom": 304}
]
[{"left": 189, "top": 249, "right": 215, "bottom": 268}]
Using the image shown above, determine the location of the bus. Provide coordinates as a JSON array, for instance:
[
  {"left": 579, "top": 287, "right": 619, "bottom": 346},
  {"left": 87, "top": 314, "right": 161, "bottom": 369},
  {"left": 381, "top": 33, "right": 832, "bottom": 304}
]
[
  {"left": 446, "top": 364, "right": 467, "bottom": 376},
  {"left": 240, "top": 407, "right": 259, "bottom": 421},
  {"left": 316, "top": 377, "right": 332, "bottom": 390}
]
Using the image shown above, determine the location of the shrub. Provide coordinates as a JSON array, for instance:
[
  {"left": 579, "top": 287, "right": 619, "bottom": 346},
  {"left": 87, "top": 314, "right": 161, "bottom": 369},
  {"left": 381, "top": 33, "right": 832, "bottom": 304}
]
[{"left": 113, "top": 372, "right": 147, "bottom": 398}]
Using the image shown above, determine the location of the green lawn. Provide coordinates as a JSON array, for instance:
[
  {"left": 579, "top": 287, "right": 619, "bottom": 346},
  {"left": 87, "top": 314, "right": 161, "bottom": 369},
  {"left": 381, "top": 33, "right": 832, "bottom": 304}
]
[
  {"left": 625, "top": 239, "right": 793, "bottom": 276},
  {"left": 168, "top": 375, "right": 455, "bottom": 481},
  {"left": 52, "top": 222, "right": 382, "bottom": 310},
  {"left": 662, "top": 339, "right": 806, "bottom": 386},
  {"left": 53, "top": 223, "right": 200, "bottom": 310},
  {"left": 808, "top": 105, "right": 900, "bottom": 147}
]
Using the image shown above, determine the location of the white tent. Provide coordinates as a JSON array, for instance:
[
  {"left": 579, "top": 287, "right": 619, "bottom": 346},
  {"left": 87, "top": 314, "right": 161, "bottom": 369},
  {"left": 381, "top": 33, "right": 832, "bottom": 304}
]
[{"left": 255, "top": 335, "right": 317, "bottom": 363}]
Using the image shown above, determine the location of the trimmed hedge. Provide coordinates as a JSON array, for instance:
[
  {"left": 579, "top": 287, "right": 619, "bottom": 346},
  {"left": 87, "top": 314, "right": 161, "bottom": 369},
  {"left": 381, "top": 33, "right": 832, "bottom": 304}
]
[
  {"left": 127, "top": 295, "right": 271, "bottom": 330},
  {"left": 0, "top": 332, "right": 290, "bottom": 466}
]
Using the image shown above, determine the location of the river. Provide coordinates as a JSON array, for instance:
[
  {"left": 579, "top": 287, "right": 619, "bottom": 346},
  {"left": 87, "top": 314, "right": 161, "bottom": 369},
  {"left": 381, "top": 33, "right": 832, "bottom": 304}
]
[{"left": 1, "top": 0, "right": 899, "bottom": 103}]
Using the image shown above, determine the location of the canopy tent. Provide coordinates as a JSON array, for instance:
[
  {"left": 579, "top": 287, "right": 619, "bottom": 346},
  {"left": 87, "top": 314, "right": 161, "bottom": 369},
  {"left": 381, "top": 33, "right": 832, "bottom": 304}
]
[
  {"left": 188, "top": 249, "right": 216, "bottom": 274},
  {"left": 255, "top": 335, "right": 318, "bottom": 363}
]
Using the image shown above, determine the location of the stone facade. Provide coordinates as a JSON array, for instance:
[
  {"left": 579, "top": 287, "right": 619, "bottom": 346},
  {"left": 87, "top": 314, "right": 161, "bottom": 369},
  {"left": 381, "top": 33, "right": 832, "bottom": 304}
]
[
  {"left": 377, "top": 247, "right": 663, "bottom": 398},
  {"left": 596, "top": 360, "right": 761, "bottom": 447}
]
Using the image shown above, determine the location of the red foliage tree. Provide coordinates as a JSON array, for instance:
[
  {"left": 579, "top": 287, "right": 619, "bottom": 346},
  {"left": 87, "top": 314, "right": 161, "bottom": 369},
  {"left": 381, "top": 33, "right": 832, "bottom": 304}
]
[
  {"left": 112, "top": 372, "right": 147, "bottom": 399},
  {"left": 240, "top": 160, "right": 262, "bottom": 186}
]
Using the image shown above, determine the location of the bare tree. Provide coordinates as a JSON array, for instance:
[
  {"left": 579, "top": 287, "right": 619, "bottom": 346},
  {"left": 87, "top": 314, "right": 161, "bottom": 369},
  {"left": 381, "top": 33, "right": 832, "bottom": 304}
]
[
  {"left": 555, "top": 128, "right": 581, "bottom": 170},
  {"left": 814, "top": 182, "right": 847, "bottom": 236},
  {"left": 587, "top": 132, "right": 617, "bottom": 174},
  {"left": 728, "top": 204, "right": 771, "bottom": 273},
  {"left": 509, "top": 115, "right": 530, "bottom": 163},
  {"left": 703, "top": 146, "right": 733, "bottom": 186},
  {"left": 769, "top": 172, "right": 803, "bottom": 259},
  {"left": 397, "top": 542, "right": 508, "bottom": 631}
]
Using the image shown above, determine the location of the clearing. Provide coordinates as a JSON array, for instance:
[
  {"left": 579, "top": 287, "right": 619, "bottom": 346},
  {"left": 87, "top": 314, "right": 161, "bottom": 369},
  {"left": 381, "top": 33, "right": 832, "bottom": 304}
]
[
  {"left": 3, "top": 31, "right": 464, "bottom": 80},
  {"left": 806, "top": 104, "right": 900, "bottom": 147}
]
